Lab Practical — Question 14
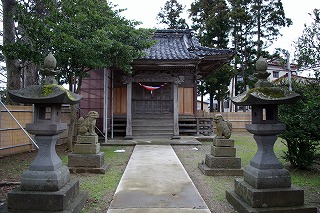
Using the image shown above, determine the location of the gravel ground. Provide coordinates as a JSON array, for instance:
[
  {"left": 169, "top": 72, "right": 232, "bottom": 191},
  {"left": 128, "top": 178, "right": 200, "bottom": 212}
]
[{"left": 173, "top": 143, "right": 235, "bottom": 213}]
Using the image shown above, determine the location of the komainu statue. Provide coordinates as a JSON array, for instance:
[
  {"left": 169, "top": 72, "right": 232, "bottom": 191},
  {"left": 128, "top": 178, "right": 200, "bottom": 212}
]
[
  {"left": 214, "top": 114, "right": 232, "bottom": 139},
  {"left": 78, "top": 111, "right": 99, "bottom": 136}
]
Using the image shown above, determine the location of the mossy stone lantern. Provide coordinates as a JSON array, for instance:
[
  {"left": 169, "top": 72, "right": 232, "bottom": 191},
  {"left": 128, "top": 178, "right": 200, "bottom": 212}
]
[
  {"left": 226, "top": 57, "right": 316, "bottom": 212},
  {"left": 5, "top": 53, "right": 86, "bottom": 212}
]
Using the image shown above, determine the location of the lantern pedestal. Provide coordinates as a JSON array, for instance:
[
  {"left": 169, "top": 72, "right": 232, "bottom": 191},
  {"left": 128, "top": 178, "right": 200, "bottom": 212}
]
[{"left": 227, "top": 57, "right": 316, "bottom": 213}]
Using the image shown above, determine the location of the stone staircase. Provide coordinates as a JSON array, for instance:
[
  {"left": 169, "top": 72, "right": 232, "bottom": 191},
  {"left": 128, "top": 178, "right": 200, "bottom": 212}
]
[{"left": 132, "top": 117, "right": 174, "bottom": 138}]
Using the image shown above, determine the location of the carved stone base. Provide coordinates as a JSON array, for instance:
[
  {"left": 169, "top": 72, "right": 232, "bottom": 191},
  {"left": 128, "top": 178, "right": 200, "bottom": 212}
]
[
  {"left": 226, "top": 181, "right": 317, "bottom": 212},
  {"left": 74, "top": 143, "right": 100, "bottom": 154},
  {"left": 198, "top": 163, "right": 243, "bottom": 176},
  {"left": 76, "top": 135, "right": 98, "bottom": 145},
  {"left": 69, "top": 163, "right": 110, "bottom": 174},
  {"left": 3, "top": 179, "right": 87, "bottom": 212},
  {"left": 68, "top": 152, "right": 109, "bottom": 174},
  {"left": 200, "top": 138, "right": 243, "bottom": 176},
  {"left": 205, "top": 154, "right": 242, "bottom": 169}
]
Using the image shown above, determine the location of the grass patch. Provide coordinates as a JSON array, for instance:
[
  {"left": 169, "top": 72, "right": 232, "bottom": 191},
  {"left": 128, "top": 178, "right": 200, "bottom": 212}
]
[
  {"left": 77, "top": 146, "right": 133, "bottom": 212},
  {"left": 0, "top": 145, "right": 133, "bottom": 213}
]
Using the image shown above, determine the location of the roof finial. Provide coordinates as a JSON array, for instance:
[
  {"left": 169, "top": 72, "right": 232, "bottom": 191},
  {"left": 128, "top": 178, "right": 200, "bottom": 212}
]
[
  {"left": 254, "top": 56, "right": 271, "bottom": 88},
  {"left": 43, "top": 53, "right": 60, "bottom": 85}
]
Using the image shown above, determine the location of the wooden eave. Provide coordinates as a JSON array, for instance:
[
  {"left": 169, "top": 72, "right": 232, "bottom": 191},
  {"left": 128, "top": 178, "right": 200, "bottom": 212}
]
[
  {"left": 131, "top": 59, "right": 200, "bottom": 70},
  {"left": 197, "top": 53, "right": 233, "bottom": 78}
]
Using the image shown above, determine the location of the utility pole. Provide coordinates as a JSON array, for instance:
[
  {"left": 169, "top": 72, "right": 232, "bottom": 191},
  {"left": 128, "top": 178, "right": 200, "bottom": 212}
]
[{"left": 286, "top": 51, "right": 292, "bottom": 91}]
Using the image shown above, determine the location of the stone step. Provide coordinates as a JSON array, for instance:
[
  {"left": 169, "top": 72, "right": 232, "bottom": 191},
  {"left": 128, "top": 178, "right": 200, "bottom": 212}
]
[
  {"left": 132, "top": 120, "right": 173, "bottom": 126},
  {"left": 132, "top": 126, "right": 173, "bottom": 131}
]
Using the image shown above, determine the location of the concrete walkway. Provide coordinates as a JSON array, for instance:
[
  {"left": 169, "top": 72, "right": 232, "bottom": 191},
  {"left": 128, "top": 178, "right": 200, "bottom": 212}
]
[{"left": 107, "top": 145, "right": 210, "bottom": 213}]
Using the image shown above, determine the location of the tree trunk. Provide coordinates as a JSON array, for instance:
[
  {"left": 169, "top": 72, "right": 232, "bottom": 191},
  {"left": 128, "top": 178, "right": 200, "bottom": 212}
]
[
  {"left": 200, "top": 92, "right": 204, "bottom": 110},
  {"left": 2, "top": 0, "right": 20, "bottom": 98},
  {"left": 66, "top": 76, "right": 83, "bottom": 151},
  {"left": 209, "top": 94, "right": 214, "bottom": 112},
  {"left": 66, "top": 104, "right": 77, "bottom": 151},
  {"left": 256, "top": 0, "right": 262, "bottom": 57},
  {"left": 22, "top": 62, "right": 39, "bottom": 87}
]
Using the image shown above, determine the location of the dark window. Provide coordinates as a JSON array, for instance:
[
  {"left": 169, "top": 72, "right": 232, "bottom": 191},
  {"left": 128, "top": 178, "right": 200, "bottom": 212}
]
[{"left": 273, "top": 71, "right": 279, "bottom": 78}]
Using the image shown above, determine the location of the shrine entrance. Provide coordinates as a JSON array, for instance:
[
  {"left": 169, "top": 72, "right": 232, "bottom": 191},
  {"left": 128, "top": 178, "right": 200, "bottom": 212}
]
[{"left": 132, "top": 82, "right": 173, "bottom": 118}]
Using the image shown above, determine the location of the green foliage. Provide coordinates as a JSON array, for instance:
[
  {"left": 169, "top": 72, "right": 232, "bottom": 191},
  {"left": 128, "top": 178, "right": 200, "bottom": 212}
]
[
  {"left": 294, "top": 8, "right": 320, "bottom": 72},
  {"left": 1, "top": 0, "right": 154, "bottom": 91},
  {"left": 157, "top": 0, "right": 188, "bottom": 29},
  {"left": 189, "top": 0, "right": 230, "bottom": 48},
  {"left": 279, "top": 78, "right": 320, "bottom": 169},
  {"left": 205, "top": 64, "right": 234, "bottom": 111},
  {"left": 227, "top": 0, "right": 292, "bottom": 94},
  {"left": 189, "top": 0, "right": 291, "bottom": 106}
]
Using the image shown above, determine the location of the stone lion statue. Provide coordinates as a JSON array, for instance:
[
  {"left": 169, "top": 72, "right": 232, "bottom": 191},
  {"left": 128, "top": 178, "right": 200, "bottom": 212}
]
[
  {"left": 214, "top": 114, "right": 232, "bottom": 139},
  {"left": 78, "top": 111, "right": 99, "bottom": 136}
]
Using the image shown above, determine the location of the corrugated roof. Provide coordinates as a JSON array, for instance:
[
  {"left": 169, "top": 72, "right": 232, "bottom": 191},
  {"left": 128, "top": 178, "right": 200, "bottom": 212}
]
[{"left": 139, "top": 29, "right": 233, "bottom": 60}]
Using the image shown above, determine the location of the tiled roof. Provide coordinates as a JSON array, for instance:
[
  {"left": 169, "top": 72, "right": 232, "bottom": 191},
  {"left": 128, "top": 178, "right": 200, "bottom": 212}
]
[{"left": 139, "top": 29, "right": 233, "bottom": 60}]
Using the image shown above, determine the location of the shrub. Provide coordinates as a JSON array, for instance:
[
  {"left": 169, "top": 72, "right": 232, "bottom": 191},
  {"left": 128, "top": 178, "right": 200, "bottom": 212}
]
[{"left": 278, "top": 75, "right": 320, "bottom": 169}]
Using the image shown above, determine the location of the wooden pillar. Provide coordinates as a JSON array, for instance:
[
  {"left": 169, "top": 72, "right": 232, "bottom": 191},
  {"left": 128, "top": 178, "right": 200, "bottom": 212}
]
[
  {"left": 125, "top": 79, "right": 133, "bottom": 140},
  {"left": 172, "top": 81, "right": 180, "bottom": 139}
]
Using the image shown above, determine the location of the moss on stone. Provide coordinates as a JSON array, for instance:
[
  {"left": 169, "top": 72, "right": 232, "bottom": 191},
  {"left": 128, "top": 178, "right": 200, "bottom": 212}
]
[
  {"left": 55, "top": 85, "right": 76, "bottom": 101},
  {"left": 41, "top": 84, "right": 76, "bottom": 101},
  {"left": 242, "top": 87, "right": 286, "bottom": 101},
  {"left": 42, "top": 85, "right": 54, "bottom": 96}
]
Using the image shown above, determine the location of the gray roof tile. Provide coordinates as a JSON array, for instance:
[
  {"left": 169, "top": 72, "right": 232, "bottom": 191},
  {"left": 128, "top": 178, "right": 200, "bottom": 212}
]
[{"left": 139, "top": 29, "right": 233, "bottom": 60}]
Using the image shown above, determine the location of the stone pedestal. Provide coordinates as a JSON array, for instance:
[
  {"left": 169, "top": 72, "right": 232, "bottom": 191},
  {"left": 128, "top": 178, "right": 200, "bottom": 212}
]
[
  {"left": 1, "top": 135, "right": 87, "bottom": 213},
  {"left": 6, "top": 179, "right": 87, "bottom": 212},
  {"left": 68, "top": 135, "right": 109, "bottom": 174},
  {"left": 198, "top": 138, "right": 243, "bottom": 176},
  {"left": 226, "top": 125, "right": 317, "bottom": 213}
]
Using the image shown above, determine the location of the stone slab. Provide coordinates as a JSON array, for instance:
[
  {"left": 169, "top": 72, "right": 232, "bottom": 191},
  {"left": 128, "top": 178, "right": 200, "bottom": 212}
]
[
  {"left": 76, "top": 135, "right": 98, "bottom": 144},
  {"left": 244, "top": 165, "right": 291, "bottom": 189},
  {"left": 0, "top": 191, "right": 88, "bottom": 213},
  {"left": 68, "top": 152, "right": 104, "bottom": 168},
  {"left": 7, "top": 179, "right": 80, "bottom": 211},
  {"left": 107, "top": 145, "right": 210, "bottom": 212},
  {"left": 205, "top": 154, "right": 241, "bottom": 169},
  {"left": 69, "top": 163, "right": 110, "bottom": 174},
  {"left": 73, "top": 143, "right": 100, "bottom": 154},
  {"left": 226, "top": 190, "right": 317, "bottom": 213},
  {"left": 214, "top": 138, "right": 234, "bottom": 147},
  {"left": 20, "top": 165, "right": 70, "bottom": 191},
  {"left": 211, "top": 146, "right": 236, "bottom": 157},
  {"left": 234, "top": 179, "right": 304, "bottom": 208},
  {"left": 198, "top": 163, "right": 243, "bottom": 176}
]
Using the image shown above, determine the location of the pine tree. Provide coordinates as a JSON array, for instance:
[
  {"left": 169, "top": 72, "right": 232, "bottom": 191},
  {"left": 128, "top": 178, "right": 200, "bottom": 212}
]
[
  {"left": 189, "top": 0, "right": 230, "bottom": 48},
  {"left": 227, "top": 0, "right": 292, "bottom": 101},
  {"left": 189, "top": 0, "right": 232, "bottom": 112},
  {"left": 157, "top": 0, "right": 188, "bottom": 29},
  {"left": 294, "top": 8, "right": 320, "bottom": 73}
]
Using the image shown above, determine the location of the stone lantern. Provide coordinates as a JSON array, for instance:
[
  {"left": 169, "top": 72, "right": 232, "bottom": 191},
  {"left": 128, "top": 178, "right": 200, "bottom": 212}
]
[
  {"left": 4, "top": 53, "right": 87, "bottom": 212},
  {"left": 226, "top": 57, "right": 316, "bottom": 212}
]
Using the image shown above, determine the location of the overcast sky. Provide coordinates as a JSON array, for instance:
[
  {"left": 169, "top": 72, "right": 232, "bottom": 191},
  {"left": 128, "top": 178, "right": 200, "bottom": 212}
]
[{"left": 110, "top": 0, "right": 320, "bottom": 57}]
